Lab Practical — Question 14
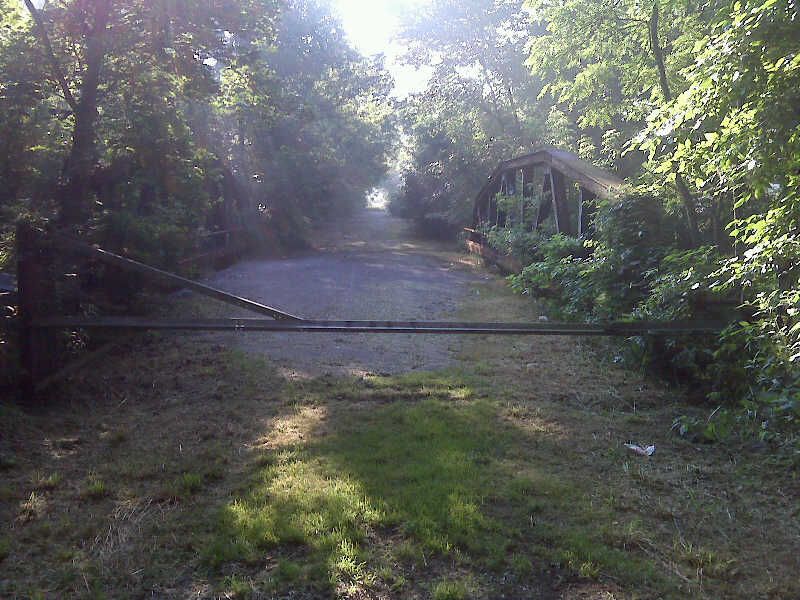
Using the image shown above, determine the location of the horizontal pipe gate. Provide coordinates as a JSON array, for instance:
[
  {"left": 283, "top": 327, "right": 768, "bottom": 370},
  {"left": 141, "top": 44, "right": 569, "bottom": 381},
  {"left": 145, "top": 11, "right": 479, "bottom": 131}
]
[
  {"left": 33, "top": 317, "right": 722, "bottom": 336},
  {"left": 15, "top": 223, "right": 727, "bottom": 402}
]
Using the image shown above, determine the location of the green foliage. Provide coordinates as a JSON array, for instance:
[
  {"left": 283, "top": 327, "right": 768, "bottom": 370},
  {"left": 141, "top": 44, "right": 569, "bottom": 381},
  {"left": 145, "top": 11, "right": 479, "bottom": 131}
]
[
  {"left": 509, "top": 193, "right": 736, "bottom": 390},
  {"left": 81, "top": 473, "right": 108, "bottom": 500},
  {"left": 508, "top": 188, "right": 796, "bottom": 442},
  {"left": 0, "top": 0, "right": 394, "bottom": 391},
  {"left": 509, "top": 234, "right": 590, "bottom": 315},
  {"left": 484, "top": 222, "right": 543, "bottom": 265},
  {"left": 0, "top": 0, "right": 393, "bottom": 262},
  {"left": 390, "top": 0, "right": 549, "bottom": 232},
  {"left": 394, "top": 0, "right": 798, "bottom": 441},
  {"left": 510, "top": 193, "right": 680, "bottom": 318},
  {"left": 0, "top": 0, "right": 797, "bottom": 449},
  {"left": 166, "top": 472, "right": 203, "bottom": 499},
  {"left": 633, "top": 0, "right": 800, "bottom": 438},
  {"left": 219, "top": 575, "right": 253, "bottom": 599},
  {"left": 526, "top": 0, "right": 708, "bottom": 134}
]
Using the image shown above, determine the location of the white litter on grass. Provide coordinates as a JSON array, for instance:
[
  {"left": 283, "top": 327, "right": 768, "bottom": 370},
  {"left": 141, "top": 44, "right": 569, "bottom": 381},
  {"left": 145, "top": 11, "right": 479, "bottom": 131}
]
[
  {"left": 625, "top": 443, "right": 655, "bottom": 456},
  {"left": 538, "top": 315, "right": 549, "bottom": 322}
]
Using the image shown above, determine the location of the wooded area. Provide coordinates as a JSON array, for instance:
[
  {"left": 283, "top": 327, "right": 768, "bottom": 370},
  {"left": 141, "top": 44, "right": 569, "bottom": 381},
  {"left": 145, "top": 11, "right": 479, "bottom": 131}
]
[
  {"left": 0, "top": 0, "right": 394, "bottom": 390},
  {"left": 391, "top": 0, "right": 800, "bottom": 444},
  {"left": 2, "top": 0, "right": 798, "bottom": 440},
  {"left": 0, "top": 0, "right": 393, "bottom": 257}
]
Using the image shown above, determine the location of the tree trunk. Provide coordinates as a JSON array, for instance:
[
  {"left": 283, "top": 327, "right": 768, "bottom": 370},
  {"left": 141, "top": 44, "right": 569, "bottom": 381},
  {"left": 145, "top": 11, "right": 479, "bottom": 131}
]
[
  {"left": 649, "top": 0, "right": 700, "bottom": 246},
  {"left": 57, "top": 0, "right": 114, "bottom": 225},
  {"left": 501, "top": 76, "right": 524, "bottom": 146}
]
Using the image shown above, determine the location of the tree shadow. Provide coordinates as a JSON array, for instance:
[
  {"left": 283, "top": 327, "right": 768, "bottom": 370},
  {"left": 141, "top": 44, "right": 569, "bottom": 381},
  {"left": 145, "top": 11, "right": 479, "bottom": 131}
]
[{"left": 204, "top": 373, "right": 596, "bottom": 596}]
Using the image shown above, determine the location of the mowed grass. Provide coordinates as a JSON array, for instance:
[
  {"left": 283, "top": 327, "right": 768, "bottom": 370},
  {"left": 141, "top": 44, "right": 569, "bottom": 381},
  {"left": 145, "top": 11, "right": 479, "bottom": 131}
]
[
  {"left": 205, "top": 395, "right": 522, "bottom": 595},
  {"left": 1, "top": 283, "right": 798, "bottom": 598},
  {"left": 199, "top": 372, "right": 666, "bottom": 598}
]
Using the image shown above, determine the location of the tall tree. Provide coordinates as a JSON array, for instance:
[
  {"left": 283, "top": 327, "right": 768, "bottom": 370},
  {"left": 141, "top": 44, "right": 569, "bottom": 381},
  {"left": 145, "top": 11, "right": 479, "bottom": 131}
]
[
  {"left": 24, "top": 0, "right": 113, "bottom": 224},
  {"left": 525, "top": 0, "right": 722, "bottom": 242},
  {"left": 641, "top": 0, "right": 800, "bottom": 363},
  {"left": 394, "top": 0, "right": 548, "bottom": 230}
]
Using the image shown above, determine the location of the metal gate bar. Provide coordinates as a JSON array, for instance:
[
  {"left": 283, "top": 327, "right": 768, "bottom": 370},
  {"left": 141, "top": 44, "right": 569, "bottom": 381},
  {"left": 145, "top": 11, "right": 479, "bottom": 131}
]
[
  {"left": 33, "top": 316, "right": 724, "bottom": 336},
  {"left": 16, "top": 226, "right": 727, "bottom": 404},
  {"left": 51, "top": 232, "right": 302, "bottom": 321}
]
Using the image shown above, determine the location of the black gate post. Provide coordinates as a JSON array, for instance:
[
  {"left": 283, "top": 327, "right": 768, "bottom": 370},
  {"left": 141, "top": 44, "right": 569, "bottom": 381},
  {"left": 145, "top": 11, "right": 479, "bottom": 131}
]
[{"left": 16, "top": 221, "right": 41, "bottom": 404}]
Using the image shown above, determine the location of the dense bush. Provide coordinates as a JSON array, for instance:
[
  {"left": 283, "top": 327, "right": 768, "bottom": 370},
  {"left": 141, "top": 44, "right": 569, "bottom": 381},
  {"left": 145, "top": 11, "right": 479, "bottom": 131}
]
[
  {"left": 502, "top": 187, "right": 798, "bottom": 443},
  {"left": 509, "top": 193, "right": 683, "bottom": 318},
  {"left": 505, "top": 194, "right": 740, "bottom": 406}
]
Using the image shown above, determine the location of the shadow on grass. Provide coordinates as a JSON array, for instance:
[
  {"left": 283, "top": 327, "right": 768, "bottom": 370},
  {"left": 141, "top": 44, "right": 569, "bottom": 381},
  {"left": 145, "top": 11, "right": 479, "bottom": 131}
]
[{"left": 204, "top": 371, "right": 660, "bottom": 597}]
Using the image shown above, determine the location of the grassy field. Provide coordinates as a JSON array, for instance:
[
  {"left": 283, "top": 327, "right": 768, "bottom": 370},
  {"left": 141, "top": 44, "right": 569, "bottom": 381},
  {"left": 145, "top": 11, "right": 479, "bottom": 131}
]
[{"left": 1, "top": 279, "right": 798, "bottom": 598}]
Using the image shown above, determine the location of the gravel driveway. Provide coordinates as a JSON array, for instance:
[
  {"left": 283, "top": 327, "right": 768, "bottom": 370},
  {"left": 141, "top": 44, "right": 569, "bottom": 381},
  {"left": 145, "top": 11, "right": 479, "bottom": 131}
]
[{"left": 202, "top": 209, "right": 485, "bottom": 377}]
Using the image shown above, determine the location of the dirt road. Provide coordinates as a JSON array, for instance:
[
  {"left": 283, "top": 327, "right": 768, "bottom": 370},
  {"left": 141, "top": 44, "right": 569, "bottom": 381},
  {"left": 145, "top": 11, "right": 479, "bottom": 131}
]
[{"left": 203, "top": 209, "right": 489, "bottom": 376}]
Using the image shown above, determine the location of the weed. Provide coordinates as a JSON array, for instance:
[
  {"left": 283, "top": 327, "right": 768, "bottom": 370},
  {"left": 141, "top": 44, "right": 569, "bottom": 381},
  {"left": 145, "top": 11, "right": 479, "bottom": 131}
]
[
  {"left": 17, "top": 491, "right": 46, "bottom": 523},
  {"left": 560, "top": 550, "right": 600, "bottom": 580},
  {"left": 33, "top": 472, "right": 62, "bottom": 491},
  {"left": 275, "top": 560, "right": 302, "bottom": 582},
  {"left": 175, "top": 472, "right": 203, "bottom": 496},
  {"left": 394, "top": 540, "right": 423, "bottom": 565},
  {"left": 82, "top": 473, "right": 108, "bottom": 499},
  {"left": 676, "top": 539, "right": 736, "bottom": 580},
  {"left": 220, "top": 574, "right": 253, "bottom": 598},
  {"left": 510, "top": 555, "right": 533, "bottom": 577},
  {"left": 377, "top": 565, "right": 407, "bottom": 590},
  {"left": 432, "top": 578, "right": 469, "bottom": 600}
]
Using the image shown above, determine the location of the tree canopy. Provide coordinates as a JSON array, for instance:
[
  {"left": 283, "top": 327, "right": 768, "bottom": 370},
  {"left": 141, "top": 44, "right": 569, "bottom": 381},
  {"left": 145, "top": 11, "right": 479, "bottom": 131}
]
[{"left": 0, "top": 0, "right": 393, "bottom": 263}]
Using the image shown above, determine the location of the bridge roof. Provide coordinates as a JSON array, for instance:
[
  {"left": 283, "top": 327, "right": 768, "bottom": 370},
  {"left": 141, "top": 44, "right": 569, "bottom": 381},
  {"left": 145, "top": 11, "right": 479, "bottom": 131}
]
[{"left": 474, "top": 146, "right": 626, "bottom": 213}]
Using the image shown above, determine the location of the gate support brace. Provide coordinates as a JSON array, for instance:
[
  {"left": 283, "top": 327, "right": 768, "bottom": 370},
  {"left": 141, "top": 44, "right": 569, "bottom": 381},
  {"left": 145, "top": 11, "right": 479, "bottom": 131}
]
[{"left": 52, "top": 233, "right": 302, "bottom": 321}]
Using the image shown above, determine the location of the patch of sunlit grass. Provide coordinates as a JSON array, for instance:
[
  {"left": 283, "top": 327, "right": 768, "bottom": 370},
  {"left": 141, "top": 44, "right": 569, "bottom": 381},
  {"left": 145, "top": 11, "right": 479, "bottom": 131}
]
[
  {"left": 204, "top": 449, "right": 387, "bottom": 592},
  {"left": 432, "top": 578, "right": 470, "bottom": 600},
  {"left": 32, "top": 472, "right": 62, "bottom": 491},
  {"left": 204, "top": 369, "right": 669, "bottom": 595},
  {"left": 81, "top": 473, "right": 109, "bottom": 500}
]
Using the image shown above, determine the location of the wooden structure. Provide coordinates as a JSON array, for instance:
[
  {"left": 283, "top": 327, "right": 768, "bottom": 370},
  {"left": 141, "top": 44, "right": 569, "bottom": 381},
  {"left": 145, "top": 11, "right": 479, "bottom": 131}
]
[{"left": 471, "top": 147, "right": 625, "bottom": 240}]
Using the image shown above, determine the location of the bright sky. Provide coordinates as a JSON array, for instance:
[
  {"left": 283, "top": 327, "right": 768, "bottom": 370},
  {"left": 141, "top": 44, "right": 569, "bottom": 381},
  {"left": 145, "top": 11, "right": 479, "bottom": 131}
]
[
  {"left": 28, "top": 0, "right": 430, "bottom": 96},
  {"left": 332, "top": 0, "right": 433, "bottom": 98}
]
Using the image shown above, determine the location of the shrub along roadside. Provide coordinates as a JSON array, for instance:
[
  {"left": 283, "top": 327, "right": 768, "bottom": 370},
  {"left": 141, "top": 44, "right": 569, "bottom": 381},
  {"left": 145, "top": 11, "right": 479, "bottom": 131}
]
[{"left": 498, "top": 192, "right": 798, "bottom": 447}]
